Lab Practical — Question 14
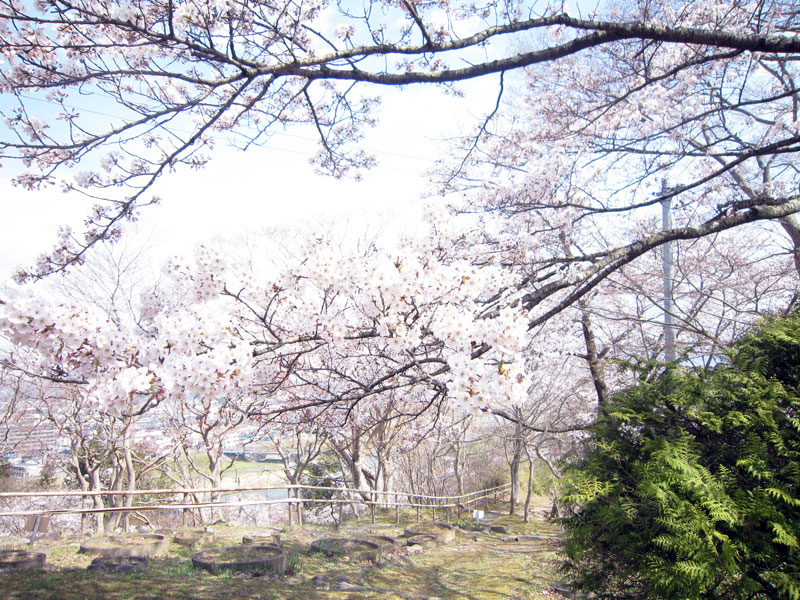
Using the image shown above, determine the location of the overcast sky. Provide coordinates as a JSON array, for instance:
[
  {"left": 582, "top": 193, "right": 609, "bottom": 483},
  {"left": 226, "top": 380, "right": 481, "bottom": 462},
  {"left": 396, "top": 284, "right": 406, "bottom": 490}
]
[{"left": 1, "top": 78, "right": 501, "bottom": 285}]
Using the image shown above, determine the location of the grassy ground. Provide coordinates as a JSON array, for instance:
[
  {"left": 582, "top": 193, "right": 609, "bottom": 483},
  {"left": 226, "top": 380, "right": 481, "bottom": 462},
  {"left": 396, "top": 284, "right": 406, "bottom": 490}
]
[{"left": 0, "top": 496, "right": 566, "bottom": 600}]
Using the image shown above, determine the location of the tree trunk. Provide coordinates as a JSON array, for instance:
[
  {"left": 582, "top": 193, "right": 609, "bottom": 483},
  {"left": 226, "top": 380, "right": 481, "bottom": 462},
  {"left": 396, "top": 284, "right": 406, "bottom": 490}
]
[
  {"left": 580, "top": 305, "right": 609, "bottom": 418},
  {"left": 523, "top": 457, "right": 534, "bottom": 523},
  {"left": 508, "top": 425, "right": 523, "bottom": 515},
  {"left": 90, "top": 467, "right": 105, "bottom": 535},
  {"left": 375, "top": 450, "right": 394, "bottom": 506},
  {"left": 207, "top": 452, "right": 223, "bottom": 523},
  {"left": 73, "top": 459, "right": 90, "bottom": 535},
  {"left": 330, "top": 431, "right": 375, "bottom": 518},
  {"left": 780, "top": 213, "right": 800, "bottom": 280},
  {"left": 341, "top": 434, "right": 372, "bottom": 496},
  {"left": 453, "top": 441, "right": 465, "bottom": 498},
  {"left": 121, "top": 432, "right": 136, "bottom": 531},
  {"left": 106, "top": 455, "right": 125, "bottom": 532}
]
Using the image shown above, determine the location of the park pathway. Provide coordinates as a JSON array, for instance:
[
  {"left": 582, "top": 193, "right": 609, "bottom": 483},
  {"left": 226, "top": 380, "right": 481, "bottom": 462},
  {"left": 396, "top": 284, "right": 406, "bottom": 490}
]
[{"left": 295, "top": 495, "right": 569, "bottom": 600}]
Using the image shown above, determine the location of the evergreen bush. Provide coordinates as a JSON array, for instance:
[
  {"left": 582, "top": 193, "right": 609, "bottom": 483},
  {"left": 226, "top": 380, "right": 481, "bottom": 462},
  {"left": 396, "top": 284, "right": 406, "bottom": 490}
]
[{"left": 560, "top": 315, "right": 800, "bottom": 599}]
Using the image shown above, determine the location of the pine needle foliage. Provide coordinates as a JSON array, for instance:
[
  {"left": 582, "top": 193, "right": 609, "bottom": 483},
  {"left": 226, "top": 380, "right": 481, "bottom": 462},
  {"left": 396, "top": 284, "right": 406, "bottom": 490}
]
[{"left": 560, "top": 315, "right": 800, "bottom": 599}]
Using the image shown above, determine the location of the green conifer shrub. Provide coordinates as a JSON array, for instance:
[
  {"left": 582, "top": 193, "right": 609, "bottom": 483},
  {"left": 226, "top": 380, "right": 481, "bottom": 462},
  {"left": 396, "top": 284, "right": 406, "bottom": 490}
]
[{"left": 560, "top": 315, "right": 800, "bottom": 599}]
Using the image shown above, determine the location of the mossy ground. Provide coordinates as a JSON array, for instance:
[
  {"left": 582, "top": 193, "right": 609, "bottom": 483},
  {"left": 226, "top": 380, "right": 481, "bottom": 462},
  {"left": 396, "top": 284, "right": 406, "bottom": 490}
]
[{"left": 0, "top": 496, "right": 566, "bottom": 600}]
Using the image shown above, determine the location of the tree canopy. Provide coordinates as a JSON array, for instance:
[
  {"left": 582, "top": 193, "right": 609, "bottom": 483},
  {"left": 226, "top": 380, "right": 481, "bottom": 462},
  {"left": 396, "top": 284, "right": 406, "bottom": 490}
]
[{"left": 1, "top": 0, "right": 800, "bottom": 304}]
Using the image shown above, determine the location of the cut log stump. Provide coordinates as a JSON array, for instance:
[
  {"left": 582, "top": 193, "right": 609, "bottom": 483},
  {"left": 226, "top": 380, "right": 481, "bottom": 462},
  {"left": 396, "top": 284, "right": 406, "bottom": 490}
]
[
  {"left": 192, "top": 545, "right": 288, "bottom": 575},
  {"left": 310, "top": 538, "right": 382, "bottom": 563},
  {"left": 0, "top": 550, "right": 45, "bottom": 570},
  {"left": 79, "top": 533, "right": 168, "bottom": 558}
]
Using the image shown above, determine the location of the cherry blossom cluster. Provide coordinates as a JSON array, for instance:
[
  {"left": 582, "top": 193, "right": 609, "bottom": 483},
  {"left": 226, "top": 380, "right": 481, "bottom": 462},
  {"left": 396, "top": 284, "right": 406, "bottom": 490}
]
[
  {"left": 0, "top": 291, "right": 153, "bottom": 413},
  {"left": 220, "top": 216, "right": 533, "bottom": 413},
  {"left": 1, "top": 242, "right": 253, "bottom": 417},
  {"left": 1, "top": 204, "right": 540, "bottom": 426}
]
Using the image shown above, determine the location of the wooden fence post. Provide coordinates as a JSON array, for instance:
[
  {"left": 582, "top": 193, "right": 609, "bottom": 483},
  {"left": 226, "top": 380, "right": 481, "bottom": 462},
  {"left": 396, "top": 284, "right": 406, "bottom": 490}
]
[
  {"left": 297, "top": 487, "right": 303, "bottom": 526},
  {"left": 80, "top": 492, "right": 87, "bottom": 534},
  {"left": 395, "top": 493, "right": 399, "bottom": 524}
]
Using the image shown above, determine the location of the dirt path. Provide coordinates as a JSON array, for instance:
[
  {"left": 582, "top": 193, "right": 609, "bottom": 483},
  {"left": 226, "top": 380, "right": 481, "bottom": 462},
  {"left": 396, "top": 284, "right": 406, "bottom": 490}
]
[{"left": 292, "top": 496, "right": 568, "bottom": 600}]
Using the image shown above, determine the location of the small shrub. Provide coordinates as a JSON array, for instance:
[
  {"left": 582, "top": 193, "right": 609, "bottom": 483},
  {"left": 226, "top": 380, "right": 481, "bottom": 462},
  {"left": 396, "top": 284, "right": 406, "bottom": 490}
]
[
  {"left": 286, "top": 550, "right": 301, "bottom": 574},
  {"left": 301, "top": 456, "right": 341, "bottom": 506},
  {"left": 451, "top": 518, "right": 483, "bottom": 531},
  {"left": 167, "top": 560, "right": 196, "bottom": 577}
]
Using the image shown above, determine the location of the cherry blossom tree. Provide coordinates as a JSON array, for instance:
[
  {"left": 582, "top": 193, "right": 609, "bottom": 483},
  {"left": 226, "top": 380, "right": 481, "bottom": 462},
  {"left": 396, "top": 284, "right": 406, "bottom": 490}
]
[
  {"left": 394, "top": 408, "right": 507, "bottom": 504},
  {"left": 263, "top": 417, "right": 328, "bottom": 523},
  {"left": 0, "top": 246, "right": 257, "bottom": 523},
  {"left": 0, "top": 0, "right": 798, "bottom": 293},
  {"left": 159, "top": 391, "right": 267, "bottom": 521},
  {"left": 146, "top": 231, "right": 538, "bottom": 520},
  {"left": 441, "top": 414, "right": 474, "bottom": 498},
  {"left": 207, "top": 216, "right": 533, "bottom": 416},
  {"left": 433, "top": 1, "right": 800, "bottom": 326},
  {"left": 489, "top": 313, "right": 600, "bottom": 514},
  {"left": 32, "top": 380, "right": 121, "bottom": 534},
  {"left": 362, "top": 395, "right": 416, "bottom": 502},
  {"left": 0, "top": 215, "right": 538, "bottom": 523},
  {"left": 394, "top": 416, "right": 461, "bottom": 502}
]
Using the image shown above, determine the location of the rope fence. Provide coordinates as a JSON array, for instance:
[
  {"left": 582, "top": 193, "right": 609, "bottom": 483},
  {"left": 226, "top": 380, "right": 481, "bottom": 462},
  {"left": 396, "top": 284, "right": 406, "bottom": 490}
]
[{"left": 0, "top": 482, "right": 513, "bottom": 528}]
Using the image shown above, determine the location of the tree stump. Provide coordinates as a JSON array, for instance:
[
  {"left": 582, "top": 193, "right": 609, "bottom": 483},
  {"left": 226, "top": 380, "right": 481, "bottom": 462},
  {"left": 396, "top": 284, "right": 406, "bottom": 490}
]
[
  {"left": 404, "top": 534, "right": 439, "bottom": 548},
  {"left": 79, "top": 533, "right": 168, "bottom": 557},
  {"left": 0, "top": 550, "right": 46, "bottom": 570},
  {"left": 87, "top": 556, "right": 150, "bottom": 573},
  {"left": 310, "top": 538, "right": 382, "bottom": 563},
  {"left": 403, "top": 522, "right": 456, "bottom": 544},
  {"left": 242, "top": 534, "right": 281, "bottom": 546},
  {"left": 355, "top": 534, "right": 396, "bottom": 549},
  {"left": 173, "top": 530, "right": 215, "bottom": 547},
  {"left": 192, "top": 545, "right": 288, "bottom": 574}
]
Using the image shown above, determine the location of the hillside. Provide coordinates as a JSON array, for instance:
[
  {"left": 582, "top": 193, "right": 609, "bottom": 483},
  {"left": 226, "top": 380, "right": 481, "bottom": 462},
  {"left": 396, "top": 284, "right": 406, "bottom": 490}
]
[{"left": 0, "top": 497, "right": 566, "bottom": 600}]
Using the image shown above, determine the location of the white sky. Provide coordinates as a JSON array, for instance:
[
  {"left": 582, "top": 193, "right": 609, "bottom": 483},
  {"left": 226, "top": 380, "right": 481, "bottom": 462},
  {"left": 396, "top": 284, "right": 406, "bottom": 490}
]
[{"left": 0, "top": 79, "right": 500, "bottom": 285}]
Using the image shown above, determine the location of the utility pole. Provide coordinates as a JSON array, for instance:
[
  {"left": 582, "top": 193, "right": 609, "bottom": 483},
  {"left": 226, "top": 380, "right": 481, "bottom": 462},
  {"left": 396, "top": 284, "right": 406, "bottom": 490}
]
[{"left": 661, "top": 179, "right": 676, "bottom": 363}]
